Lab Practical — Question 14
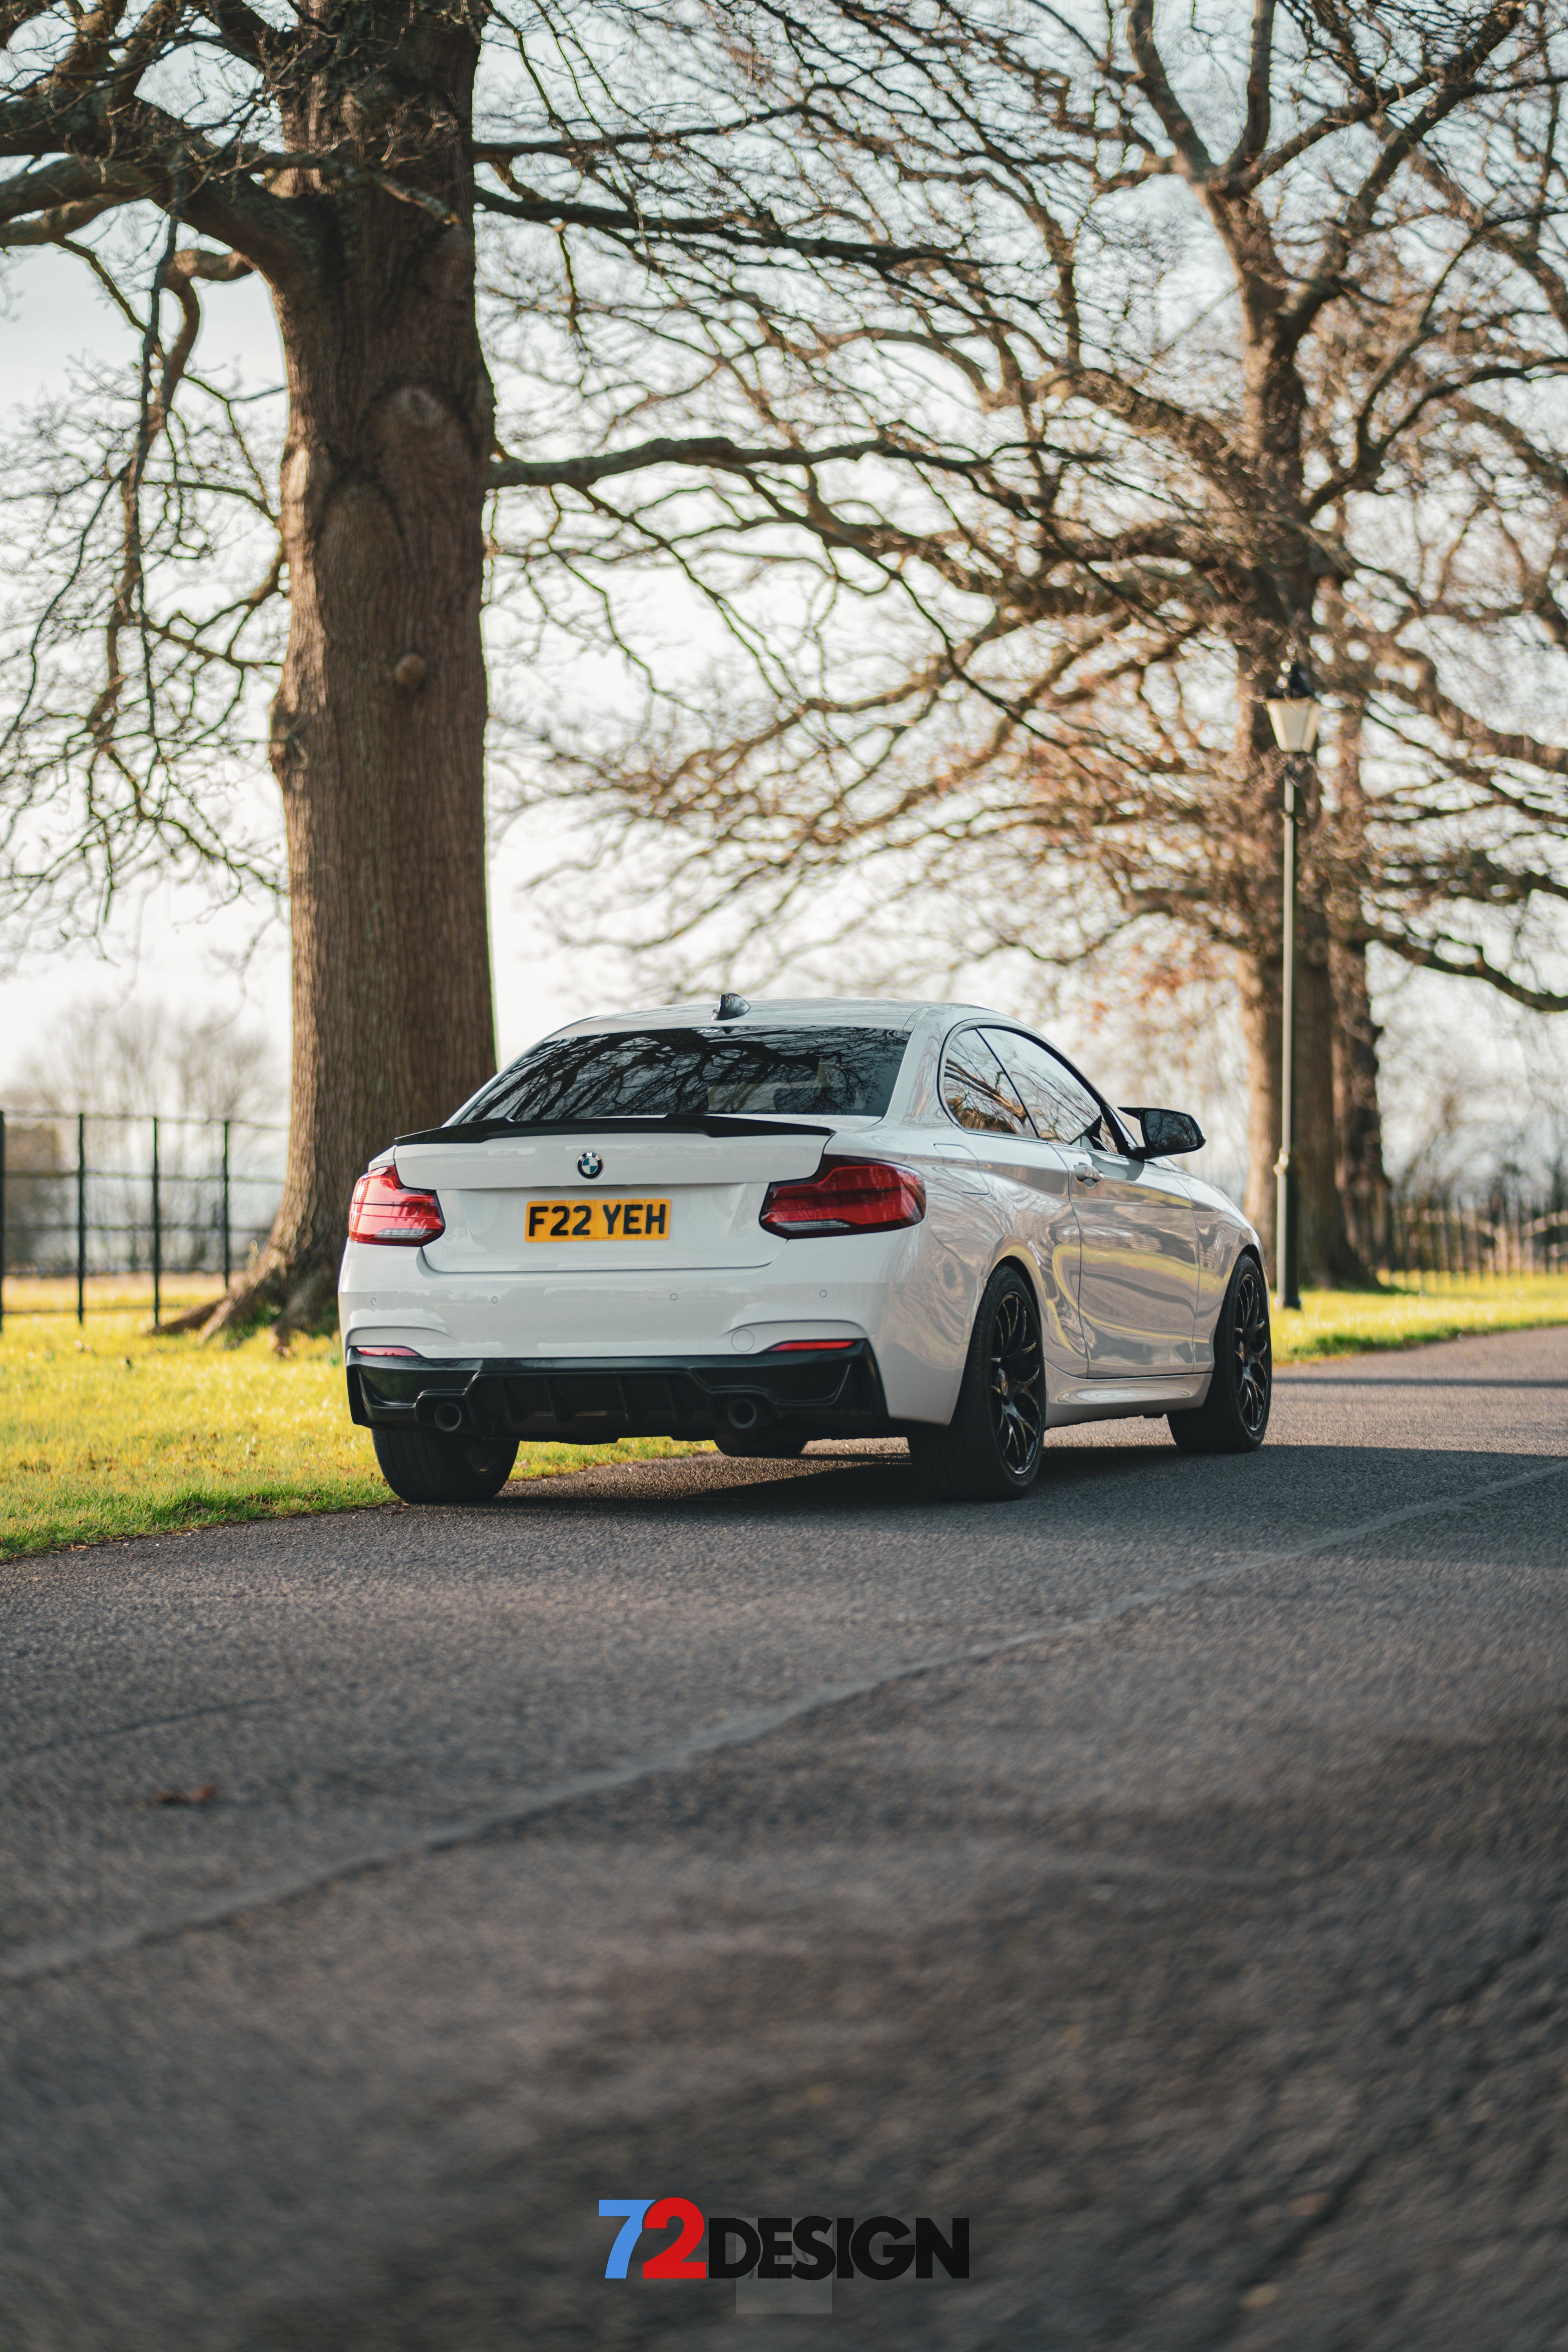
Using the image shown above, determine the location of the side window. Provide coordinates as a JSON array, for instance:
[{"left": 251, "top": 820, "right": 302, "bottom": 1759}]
[
  {"left": 985, "top": 1030, "right": 1103, "bottom": 1147},
  {"left": 940, "top": 1032, "right": 1029, "bottom": 1136}
]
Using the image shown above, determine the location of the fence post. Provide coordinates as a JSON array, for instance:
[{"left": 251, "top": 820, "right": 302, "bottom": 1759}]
[
  {"left": 76, "top": 1112, "right": 87, "bottom": 1326},
  {"left": 151, "top": 1115, "right": 162, "bottom": 1329},
  {"left": 222, "top": 1119, "right": 231, "bottom": 1288}
]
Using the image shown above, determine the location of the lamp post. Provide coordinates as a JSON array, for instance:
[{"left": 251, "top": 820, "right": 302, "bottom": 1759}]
[{"left": 1264, "top": 661, "right": 1322, "bottom": 1312}]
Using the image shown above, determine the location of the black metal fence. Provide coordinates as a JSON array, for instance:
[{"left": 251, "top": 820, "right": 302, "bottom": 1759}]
[
  {"left": 1343, "top": 1189, "right": 1568, "bottom": 1285},
  {"left": 0, "top": 1106, "right": 285, "bottom": 1327}
]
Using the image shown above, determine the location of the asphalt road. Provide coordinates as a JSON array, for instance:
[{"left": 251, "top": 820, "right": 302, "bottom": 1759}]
[{"left": 3, "top": 1326, "right": 1567, "bottom": 2351}]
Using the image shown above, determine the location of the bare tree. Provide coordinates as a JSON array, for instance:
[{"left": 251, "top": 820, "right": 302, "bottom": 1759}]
[
  {"left": 498, "top": 0, "right": 1568, "bottom": 1284},
  {"left": 11, "top": 997, "right": 281, "bottom": 1123},
  {"left": 0, "top": 0, "right": 921, "bottom": 1333}
]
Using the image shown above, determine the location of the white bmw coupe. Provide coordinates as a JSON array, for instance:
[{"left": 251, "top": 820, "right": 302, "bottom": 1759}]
[{"left": 340, "top": 995, "right": 1272, "bottom": 1505}]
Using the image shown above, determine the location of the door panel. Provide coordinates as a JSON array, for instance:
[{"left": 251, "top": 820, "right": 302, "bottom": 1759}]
[
  {"left": 982, "top": 1025, "right": 1198, "bottom": 1374},
  {"left": 1068, "top": 1149, "right": 1199, "bottom": 1373}
]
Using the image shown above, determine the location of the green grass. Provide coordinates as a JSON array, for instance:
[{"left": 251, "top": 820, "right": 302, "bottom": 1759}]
[
  {"left": 1272, "top": 1275, "right": 1568, "bottom": 1362},
  {"left": 0, "top": 1304, "right": 705, "bottom": 1564},
  {"left": 2, "top": 1274, "right": 1565, "bottom": 1564}
]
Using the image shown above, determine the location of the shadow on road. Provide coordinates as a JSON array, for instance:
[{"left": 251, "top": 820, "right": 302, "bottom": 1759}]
[{"left": 475, "top": 1437, "right": 1568, "bottom": 1579}]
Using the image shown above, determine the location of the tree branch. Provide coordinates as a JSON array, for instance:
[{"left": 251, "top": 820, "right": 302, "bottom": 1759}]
[
  {"left": 0, "top": 98, "right": 323, "bottom": 283},
  {"left": 1126, "top": 0, "right": 1216, "bottom": 182},
  {"left": 1223, "top": 0, "right": 1276, "bottom": 174},
  {"left": 189, "top": 0, "right": 277, "bottom": 67},
  {"left": 473, "top": 173, "right": 939, "bottom": 271},
  {"left": 1279, "top": 1, "right": 1529, "bottom": 349},
  {"left": 490, "top": 432, "right": 892, "bottom": 492},
  {"left": 1362, "top": 926, "right": 1568, "bottom": 1011}
]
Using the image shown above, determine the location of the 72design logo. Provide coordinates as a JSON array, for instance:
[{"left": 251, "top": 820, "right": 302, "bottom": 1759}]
[{"left": 599, "top": 2200, "right": 969, "bottom": 2282}]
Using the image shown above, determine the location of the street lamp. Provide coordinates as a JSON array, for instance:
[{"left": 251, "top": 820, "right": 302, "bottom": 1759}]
[{"left": 1264, "top": 661, "right": 1322, "bottom": 1312}]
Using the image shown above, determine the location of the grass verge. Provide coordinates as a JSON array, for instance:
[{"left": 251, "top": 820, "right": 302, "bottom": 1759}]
[
  {"left": 2, "top": 1276, "right": 1564, "bottom": 1562},
  {"left": 0, "top": 1309, "right": 704, "bottom": 1564},
  {"left": 1272, "top": 1275, "right": 1568, "bottom": 1362}
]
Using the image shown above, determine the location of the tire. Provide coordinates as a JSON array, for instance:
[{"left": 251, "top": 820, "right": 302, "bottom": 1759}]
[
  {"left": 372, "top": 1426, "right": 519, "bottom": 1503},
  {"left": 1169, "top": 1252, "right": 1271, "bottom": 1455},
  {"left": 713, "top": 1428, "right": 810, "bottom": 1459},
  {"left": 909, "top": 1262, "right": 1046, "bottom": 1501}
]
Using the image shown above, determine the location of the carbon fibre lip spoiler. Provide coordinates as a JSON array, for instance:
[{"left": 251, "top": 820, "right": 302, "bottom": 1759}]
[{"left": 393, "top": 1115, "right": 836, "bottom": 1146}]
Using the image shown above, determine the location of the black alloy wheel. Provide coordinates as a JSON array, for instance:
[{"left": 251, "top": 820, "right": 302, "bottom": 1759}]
[
  {"left": 1230, "top": 1257, "right": 1272, "bottom": 1440},
  {"left": 371, "top": 1427, "right": 519, "bottom": 1504},
  {"left": 988, "top": 1277, "right": 1046, "bottom": 1476},
  {"left": 910, "top": 1262, "right": 1047, "bottom": 1501},
  {"left": 1168, "top": 1252, "right": 1272, "bottom": 1455}
]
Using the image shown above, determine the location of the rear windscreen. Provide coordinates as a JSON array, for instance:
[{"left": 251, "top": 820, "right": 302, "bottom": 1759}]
[{"left": 452, "top": 1028, "right": 911, "bottom": 1124}]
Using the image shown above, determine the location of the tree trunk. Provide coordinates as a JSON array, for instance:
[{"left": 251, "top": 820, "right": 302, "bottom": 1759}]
[
  {"left": 1329, "top": 935, "right": 1388, "bottom": 1269},
  {"left": 1316, "top": 663, "right": 1387, "bottom": 1278},
  {"left": 1238, "top": 925, "right": 1366, "bottom": 1290},
  {"left": 1297, "top": 895, "right": 1367, "bottom": 1285},
  {"left": 181, "top": 5, "right": 497, "bottom": 1340}
]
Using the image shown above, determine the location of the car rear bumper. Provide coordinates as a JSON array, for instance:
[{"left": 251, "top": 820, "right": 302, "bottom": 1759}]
[{"left": 346, "top": 1342, "right": 893, "bottom": 1445}]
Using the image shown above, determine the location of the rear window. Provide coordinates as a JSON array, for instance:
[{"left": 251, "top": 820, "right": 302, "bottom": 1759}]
[{"left": 453, "top": 1027, "right": 911, "bottom": 1124}]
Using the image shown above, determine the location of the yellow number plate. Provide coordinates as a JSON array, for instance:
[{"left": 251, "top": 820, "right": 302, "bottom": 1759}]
[{"left": 525, "top": 1197, "right": 672, "bottom": 1242}]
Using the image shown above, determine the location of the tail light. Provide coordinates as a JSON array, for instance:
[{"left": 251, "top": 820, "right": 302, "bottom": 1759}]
[
  {"left": 348, "top": 1165, "right": 445, "bottom": 1246},
  {"left": 759, "top": 1158, "right": 926, "bottom": 1237},
  {"left": 769, "top": 1338, "right": 856, "bottom": 1352}
]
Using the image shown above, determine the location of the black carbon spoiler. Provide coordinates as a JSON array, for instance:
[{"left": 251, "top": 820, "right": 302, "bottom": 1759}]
[{"left": 394, "top": 1114, "right": 836, "bottom": 1146}]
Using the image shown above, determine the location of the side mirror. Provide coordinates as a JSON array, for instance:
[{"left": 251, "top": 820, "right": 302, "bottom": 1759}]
[{"left": 1124, "top": 1106, "right": 1205, "bottom": 1158}]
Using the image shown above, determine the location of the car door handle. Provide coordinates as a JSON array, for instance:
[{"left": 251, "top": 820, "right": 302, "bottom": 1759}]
[{"left": 1069, "top": 1156, "right": 1100, "bottom": 1186}]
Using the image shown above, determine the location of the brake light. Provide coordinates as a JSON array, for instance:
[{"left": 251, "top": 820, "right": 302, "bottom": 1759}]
[
  {"left": 348, "top": 1166, "right": 445, "bottom": 1245},
  {"left": 759, "top": 1158, "right": 926, "bottom": 1237},
  {"left": 768, "top": 1339, "right": 856, "bottom": 1351},
  {"left": 354, "top": 1345, "right": 422, "bottom": 1358}
]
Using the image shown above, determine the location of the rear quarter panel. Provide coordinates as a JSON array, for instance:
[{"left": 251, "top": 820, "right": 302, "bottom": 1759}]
[{"left": 835, "top": 1126, "right": 997, "bottom": 1422}]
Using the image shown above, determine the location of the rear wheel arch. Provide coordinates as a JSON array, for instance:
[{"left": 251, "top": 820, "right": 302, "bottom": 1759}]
[
  {"left": 994, "top": 1238, "right": 1072, "bottom": 1400},
  {"left": 909, "top": 1257, "right": 1048, "bottom": 1501},
  {"left": 992, "top": 1240, "right": 1050, "bottom": 1331}
]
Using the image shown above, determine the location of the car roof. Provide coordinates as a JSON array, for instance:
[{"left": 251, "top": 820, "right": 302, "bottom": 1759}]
[{"left": 543, "top": 996, "right": 1007, "bottom": 1040}]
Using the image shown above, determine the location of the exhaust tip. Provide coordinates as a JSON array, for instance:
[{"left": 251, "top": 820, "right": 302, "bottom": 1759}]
[
  {"left": 726, "top": 1397, "right": 760, "bottom": 1432},
  {"left": 433, "top": 1402, "right": 464, "bottom": 1435}
]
